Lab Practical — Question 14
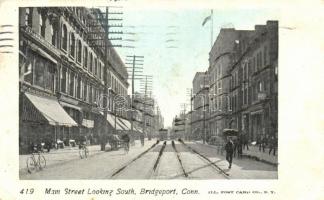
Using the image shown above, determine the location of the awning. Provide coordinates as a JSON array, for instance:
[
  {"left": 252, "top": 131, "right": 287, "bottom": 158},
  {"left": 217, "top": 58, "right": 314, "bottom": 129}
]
[
  {"left": 25, "top": 93, "right": 78, "bottom": 127},
  {"left": 118, "top": 118, "right": 132, "bottom": 130},
  {"left": 82, "top": 119, "right": 94, "bottom": 128},
  {"left": 117, "top": 118, "right": 129, "bottom": 130},
  {"left": 59, "top": 101, "right": 82, "bottom": 111},
  {"left": 106, "top": 113, "right": 124, "bottom": 130},
  {"left": 29, "top": 43, "right": 57, "bottom": 64}
]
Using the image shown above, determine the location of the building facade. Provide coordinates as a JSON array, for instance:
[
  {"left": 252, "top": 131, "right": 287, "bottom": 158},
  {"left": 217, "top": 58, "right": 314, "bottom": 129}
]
[
  {"left": 191, "top": 72, "right": 209, "bottom": 141},
  {"left": 206, "top": 20, "right": 278, "bottom": 143},
  {"left": 19, "top": 7, "right": 129, "bottom": 153}
]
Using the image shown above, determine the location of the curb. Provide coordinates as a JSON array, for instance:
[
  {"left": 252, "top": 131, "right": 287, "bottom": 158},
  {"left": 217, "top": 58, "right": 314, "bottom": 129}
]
[
  {"left": 19, "top": 150, "right": 105, "bottom": 177},
  {"left": 192, "top": 141, "right": 278, "bottom": 166}
]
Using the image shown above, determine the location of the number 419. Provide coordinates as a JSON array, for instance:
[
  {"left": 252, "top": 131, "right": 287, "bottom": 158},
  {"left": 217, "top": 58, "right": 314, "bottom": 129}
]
[{"left": 20, "top": 188, "right": 34, "bottom": 194}]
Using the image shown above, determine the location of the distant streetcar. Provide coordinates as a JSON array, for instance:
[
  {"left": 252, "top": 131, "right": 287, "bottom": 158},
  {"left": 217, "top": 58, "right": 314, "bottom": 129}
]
[{"left": 158, "top": 128, "right": 168, "bottom": 141}]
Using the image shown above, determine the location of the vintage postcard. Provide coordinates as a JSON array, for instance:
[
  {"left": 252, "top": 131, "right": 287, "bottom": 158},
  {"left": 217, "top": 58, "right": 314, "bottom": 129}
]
[{"left": 0, "top": 0, "right": 323, "bottom": 199}]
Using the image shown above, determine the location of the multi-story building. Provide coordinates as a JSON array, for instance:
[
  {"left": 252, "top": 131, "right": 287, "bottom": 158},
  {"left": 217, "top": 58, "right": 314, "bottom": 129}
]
[
  {"left": 229, "top": 21, "right": 278, "bottom": 141},
  {"left": 191, "top": 72, "right": 209, "bottom": 141},
  {"left": 206, "top": 20, "right": 278, "bottom": 143},
  {"left": 19, "top": 7, "right": 129, "bottom": 153}
]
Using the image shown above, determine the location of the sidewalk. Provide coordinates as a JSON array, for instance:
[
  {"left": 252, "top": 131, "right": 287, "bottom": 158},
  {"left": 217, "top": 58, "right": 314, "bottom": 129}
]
[
  {"left": 19, "top": 139, "right": 156, "bottom": 175},
  {"left": 193, "top": 140, "right": 278, "bottom": 166},
  {"left": 242, "top": 145, "right": 278, "bottom": 166},
  {"left": 19, "top": 145, "right": 104, "bottom": 174}
]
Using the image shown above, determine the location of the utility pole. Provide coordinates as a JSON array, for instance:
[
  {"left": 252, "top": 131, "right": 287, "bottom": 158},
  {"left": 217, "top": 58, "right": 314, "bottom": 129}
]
[
  {"left": 180, "top": 103, "right": 187, "bottom": 140},
  {"left": 88, "top": 7, "right": 123, "bottom": 150},
  {"left": 140, "top": 75, "right": 153, "bottom": 141},
  {"left": 125, "top": 55, "right": 144, "bottom": 144},
  {"left": 186, "top": 88, "right": 193, "bottom": 141}
]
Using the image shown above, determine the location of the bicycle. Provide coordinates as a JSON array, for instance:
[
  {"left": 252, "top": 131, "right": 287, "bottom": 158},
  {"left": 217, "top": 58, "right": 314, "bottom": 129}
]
[
  {"left": 26, "top": 151, "right": 46, "bottom": 173},
  {"left": 79, "top": 144, "right": 89, "bottom": 159}
]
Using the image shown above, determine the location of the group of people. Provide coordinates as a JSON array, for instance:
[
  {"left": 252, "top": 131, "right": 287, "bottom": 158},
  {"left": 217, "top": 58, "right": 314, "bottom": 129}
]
[
  {"left": 224, "top": 134, "right": 277, "bottom": 169},
  {"left": 257, "top": 135, "right": 277, "bottom": 155}
]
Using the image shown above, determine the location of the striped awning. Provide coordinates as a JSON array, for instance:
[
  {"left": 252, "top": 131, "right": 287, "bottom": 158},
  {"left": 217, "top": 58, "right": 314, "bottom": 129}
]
[{"left": 24, "top": 93, "right": 78, "bottom": 127}]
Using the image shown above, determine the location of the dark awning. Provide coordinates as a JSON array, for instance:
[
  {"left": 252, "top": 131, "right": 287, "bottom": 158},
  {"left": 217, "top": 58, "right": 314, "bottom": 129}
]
[{"left": 25, "top": 93, "right": 78, "bottom": 127}]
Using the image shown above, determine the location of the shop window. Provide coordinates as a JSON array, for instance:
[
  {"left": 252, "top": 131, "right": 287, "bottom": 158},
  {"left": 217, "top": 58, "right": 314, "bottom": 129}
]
[
  {"left": 62, "top": 24, "right": 68, "bottom": 51},
  {"left": 34, "top": 59, "right": 44, "bottom": 87},
  {"left": 44, "top": 62, "right": 55, "bottom": 91}
]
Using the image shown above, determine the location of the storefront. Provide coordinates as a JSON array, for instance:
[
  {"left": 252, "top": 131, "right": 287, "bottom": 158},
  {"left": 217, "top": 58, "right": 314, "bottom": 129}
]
[{"left": 19, "top": 92, "right": 78, "bottom": 154}]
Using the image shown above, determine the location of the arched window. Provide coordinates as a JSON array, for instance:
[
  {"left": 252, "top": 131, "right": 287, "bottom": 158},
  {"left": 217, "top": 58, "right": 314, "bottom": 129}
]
[
  {"left": 25, "top": 8, "right": 32, "bottom": 27},
  {"left": 39, "top": 13, "right": 45, "bottom": 37},
  {"left": 83, "top": 47, "right": 88, "bottom": 69},
  {"left": 70, "top": 32, "right": 75, "bottom": 58},
  {"left": 77, "top": 40, "right": 82, "bottom": 63},
  {"left": 62, "top": 24, "right": 67, "bottom": 51},
  {"left": 50, "top": 24, "right": 57, "bottom": 46},
  {"left": 89, "top": 53, "right": 93, "bottom": 73}
]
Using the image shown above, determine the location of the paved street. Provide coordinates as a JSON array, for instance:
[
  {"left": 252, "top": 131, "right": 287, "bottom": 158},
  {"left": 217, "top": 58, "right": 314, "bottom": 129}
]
[{"left": 20, "top": 139, "right": 277, "bottom": 180}]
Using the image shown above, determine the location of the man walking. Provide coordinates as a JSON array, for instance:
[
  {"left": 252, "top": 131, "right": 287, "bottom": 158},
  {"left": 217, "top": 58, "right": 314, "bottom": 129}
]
[{"left": 225, "top": 137, "right": 235, "bottom": 169}]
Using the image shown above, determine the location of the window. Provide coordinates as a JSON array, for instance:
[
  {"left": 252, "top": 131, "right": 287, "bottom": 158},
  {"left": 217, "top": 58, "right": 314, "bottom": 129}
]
[
  {"left": 77, "top": 40, "right": 82, "bottom": 63},
  {"left": 89, "top": 85, "right": 92, "bottom": 103},
  {"left": 99, "top": 62, "right": 102, "bottom": 80},
  {"left": 69, "top": 72, "right": 75, "bottom": 96},
  {"left": 83, "top": 47, "right": 88, "bottom": 69},
  {"left": 50, "top": 24, "right": 56, "bottom": 46},
  {"left": 264, "top": 46, "right": 267, "bottom": 66},
  {"left": 25, "top": 8, "right": 32, "bottom": 27},
  {"left": 70, "top": 33, "right": 75, "bottom": 58},
  {"left": 83, "top": 81, "right": 87, "bottom": 101},
  {"left": 77, "top": 76, "right": 81, "bottom": 99},
  {"left": 260, "top": 51, "right": 263, "bottom": 68},
  {"left": 94, "top": 57, "right": 97, "bottom": 76},
  {"left": 35, "top": 59, "right": 44, "bottom": 87},
  {"left": 61, "top": 67, "right": 67, "bottom": 93},
  {"left": 89, "top": 53, "right": 93, "bottom": 73},
  {"left": 39, "top": 14, "right": 45, "bottom": 37},
  {"left": 44, "top": 62, "right": 55, "bottom": 91},
  {"left": 62, "top": 24, "right": 67, "bottom": 51}
]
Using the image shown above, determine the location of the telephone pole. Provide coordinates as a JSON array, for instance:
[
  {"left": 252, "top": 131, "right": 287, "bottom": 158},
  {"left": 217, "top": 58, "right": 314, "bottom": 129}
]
[
  {"left": 140, "top": 75, "right": 153, "bottom": 141},
  {"left": 87, "top": 7, "right": 123, "bottom": 150},
  {"left": 125, "top": 55, "right": 144, "bottom": 143}
]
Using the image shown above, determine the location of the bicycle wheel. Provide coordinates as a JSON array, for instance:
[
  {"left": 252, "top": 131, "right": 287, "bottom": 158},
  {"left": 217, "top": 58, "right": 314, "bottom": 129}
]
[
  {"left": 38, "top": 155, "right": 46, "bottom": 169},
  {"left": 84, "top": 147, "right": 89, "bottom": 158},
  {"left": 26, "top": 156, "right": 36, "bottom": 173}
]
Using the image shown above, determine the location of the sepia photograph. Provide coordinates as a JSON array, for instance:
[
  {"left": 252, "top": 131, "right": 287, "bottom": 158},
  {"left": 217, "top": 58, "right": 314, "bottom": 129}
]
[{"left": 18, "top": 6, "right": 278, "bottom": 180}]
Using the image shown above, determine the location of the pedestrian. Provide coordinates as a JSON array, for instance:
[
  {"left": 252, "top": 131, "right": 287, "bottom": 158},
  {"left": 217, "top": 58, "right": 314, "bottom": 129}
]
[
  {"left": 233, "top": 138, "right": 238, "bottom": 158},
  {"left": 261, "top": 135, "right": 267, "bottom": 153},
  {"left": 243, "top": 133, "right": 249, "bottom": 150},
  {"left": 268, "top": 136, "right": 277, "bottom": 156},
  {"left": 257, "top": 134, "right": 262, "bottom": 151},
  {"left": 237, "top": 137, "right": 243, "bottom": 159},
  {"left": 225, "top": 137, "right": 235, "bottom": 169}
]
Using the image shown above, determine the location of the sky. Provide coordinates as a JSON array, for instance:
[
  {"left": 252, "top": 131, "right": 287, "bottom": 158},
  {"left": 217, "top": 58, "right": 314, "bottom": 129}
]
[{"left": 111, "top": 6, "right": 275, "bottom": 127}]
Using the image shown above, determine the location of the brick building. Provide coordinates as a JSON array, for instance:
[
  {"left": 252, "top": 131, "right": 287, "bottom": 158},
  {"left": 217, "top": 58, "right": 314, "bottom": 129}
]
[{"left": 19, "top": 7, "right": 129, "bottom": 153}]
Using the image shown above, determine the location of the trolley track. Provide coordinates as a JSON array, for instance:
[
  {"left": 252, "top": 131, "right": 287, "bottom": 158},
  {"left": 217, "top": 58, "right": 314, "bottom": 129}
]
[
  {"left": 178, "top": 139, "right": 230, "bottom": 179},
  {"left": 109, "top": 140, "right": 160, "bottom": 178}
]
